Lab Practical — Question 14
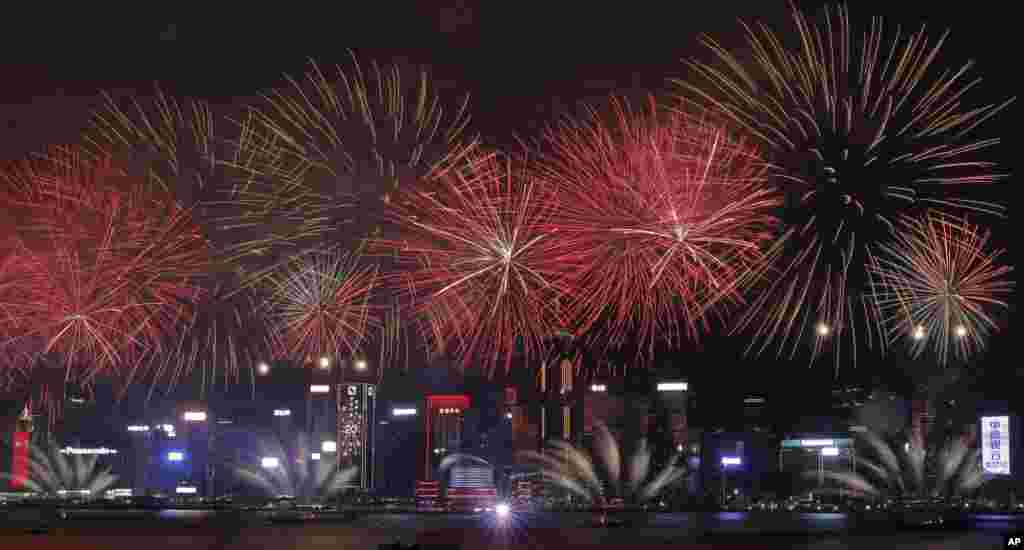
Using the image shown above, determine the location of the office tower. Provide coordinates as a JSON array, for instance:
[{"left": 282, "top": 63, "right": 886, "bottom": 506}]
[
  {"left": 421, "top": 394, "right": 470, "bottom": 481},
  {"left": 337, "top": 382, "right": 376, "bottom": 490}
]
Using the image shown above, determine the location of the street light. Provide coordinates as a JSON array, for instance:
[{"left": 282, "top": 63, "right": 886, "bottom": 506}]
[
  {"left": 955, "top": 325, "right": 967, "bottom": 338},
  {"left": 912, "top": 326, "right": 925, "bottom": 340},
  {"left": 257, "top": 362, "right": 270, "bottom": 375},
  {"left": 354, "top": 359, "right": 368, "bottom": 371},
  {"left": 319, "top": 356, "right": 331, "bottom": 369},
  {"left": 816, "top": 322, "right": 831, "bottom": 336}
]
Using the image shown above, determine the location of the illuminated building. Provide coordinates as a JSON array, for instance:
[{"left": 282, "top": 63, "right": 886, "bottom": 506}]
[
  {"left": 421, "top": 394, "right": 470, "bottom": 481},
  {"left": 337, "top": 383, "right": 376, "bottom": 490},
  {"left": 9, "top": 406, "right": 33, "bottom": 490},
  {"left": 777, "top": 436, "right": 855, "bottom": 498},
  {"left": 446, "top": 457, "right": 497, "bottom": 511}
]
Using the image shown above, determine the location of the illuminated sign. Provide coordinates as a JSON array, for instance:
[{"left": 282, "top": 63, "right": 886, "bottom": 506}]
[
  {"left": 311, "top": 453, "right": 321, "bottom": 461},
  {"left": 393, "top": 408, "right": 417, "bottom": 416},
  {"left": 721, "top": 457, "right": 741, "bottom": 465},
  {"left": 60, "top": 447, "right": 118, "bottom": 455},
  {"left": 744, "top": 397, "right": 766, "bottom": 404},
  {"left": 167, "top": 451, "right": 185, "bottom": 462},
  {"left": 590, "top": 384, "right": 607, "bottom": 392},
  {"left": 183, "top": 411, "right": 207, "bottom": 422},
  {"left": 657, "top": 382, "right": 688, "bottom": 392},
  {"left": 273, "top": 409, "right": 291, "bottom": 417},
  {"left": 800, "top": 439, "right": 834, "bottom": 447},
  {"left": 981, "top": 416, "right": 1011, "bottom": 475},
  {"left": 175, "top": 486, "right": 197, "bottom": 494},
  {"left": 821, "top": 447, "right": 839, "bottom": 456},
  {"left": 127, "top": 425, "right": 150, "bottom": 432},
  {"left": 322, "top": 441, "right": 337, "bottom": 453},
  {"left": 310, "top": 385, "right": 330, "bottom": 394},
  {"left": 261, "top": 457, "right": 280, "bottom": 468}
]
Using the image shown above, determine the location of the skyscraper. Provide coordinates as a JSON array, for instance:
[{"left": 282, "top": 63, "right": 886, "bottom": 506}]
[
  {"left": 337, "top": 383, "right": 376, "bottom": 490},
  {"left": 421, "top": 394, "right": 470, "bottom": 481}
]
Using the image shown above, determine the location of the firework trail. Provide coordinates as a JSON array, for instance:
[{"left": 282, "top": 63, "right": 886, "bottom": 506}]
[
  {"left": 869, "top": 212, "right": 1013, "bottom": 365},
  {"left": 518, "top": 422, "right": 689, "bottom": 506},
  {"left": 261, "top": 247, "right": 379, "bottom": 363},
  {"left": 0, "top": 438, "right": 118, "bottom": 496},
  {"left": 375, "top": 151, "right": 568, "bottom": 373},
  {"left": 678, "top": 2, "right": 1013, "bottom": 371},
  {"left": 538, "top": 97, "right": 778, "bottom": 358},
  {"left": 807, "top": 427, "right": 984, "bottom": 499},
  {"left": 230, "top": 434, "right": 358, "bottom": 500},
  {"left": 224, "top": 53, "right": 478, "bottom": 280}
]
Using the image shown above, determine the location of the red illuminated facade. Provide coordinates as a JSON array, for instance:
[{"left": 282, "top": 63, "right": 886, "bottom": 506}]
[
  {"left": 421, "top": 394, "right": 471, "bottom": 481},
  {"left": 10, "top": 406, "right": 33, "bottom": 490}
]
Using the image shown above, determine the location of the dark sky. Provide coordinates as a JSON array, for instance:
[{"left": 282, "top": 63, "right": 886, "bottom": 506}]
[{"left": 0, "top": 1, "right": 1017, "bottom": 416}]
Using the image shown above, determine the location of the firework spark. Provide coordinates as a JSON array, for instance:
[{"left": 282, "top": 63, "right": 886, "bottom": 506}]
[
  {"left": 518, "top": 422, "right": 688, "bottom": 506},
  {"left": 376, "top": 151, "right": 567, "bottom": 372},
  {"left": 261, "top": 248, "right": 378, "bottom": 363},
  {"left": 539, "top": 97, "right": 778, "bottom": 357},
  {"left": 225, "top": 53, "right": 478, "bottom": 277},
  {"left": 870, "top": 212, "right": 1013, "bottom": 365},
  {"left": 679, "top": 3, "right": 1013, "bottom": 370}
]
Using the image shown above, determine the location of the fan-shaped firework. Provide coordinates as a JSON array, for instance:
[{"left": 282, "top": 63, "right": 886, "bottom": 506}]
[
  {"left": 0, "top": 151, "right": 206, "bottom": 392},
  {"left": 870, "top": 212, "right": 1013, "bottom": 365},
  {"left": 375, "top": 151, "right": 567, "bottom": 372},
  {"left": 808, "top": 428, "right": 984, "bottom": 499},
  {"left": 538, "top": 97, "right": 778, "bottom": 357},
  {"left": 226, "top": 54, "right": 478, "bottom": 278},
  {"left": 679, "top": 3, "right": 1013, "bottom": 369},
  {"left": 261, "top": 248, "right": 378, "bottom": 362},
  {"left": 518, "top": 423, "right": 688, "bottom": 506},
  {"left": 0, "top": 438, "right": 118, "bottom": 496},
  {"left": 230, "top": 435, "right": 358, "bottom": 500}
]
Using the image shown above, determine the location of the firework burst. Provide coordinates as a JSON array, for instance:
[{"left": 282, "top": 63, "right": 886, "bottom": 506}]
[
  {"left": 517, "top": 422, "right": 689, "bottom": 506},
  {"left": 375, "top": 151, "right": 567, "bottom": 372},
  {"left": 225, "top": 53, "right": 478, "bottom": 279},
  {"left": 261, "top": 248, "right": 378, "bottom": 363},
  {"left": 143, "top": 277, "right": 280, "bottom": 400},
  {"left": 678, "top": 3, "right": 1013, "bottom": 370},
  {"left": 538, "top": 97, "right": 778, "bottom": 357},
  {"left": 869, "top": 212, "right": 1013, "bottom": 365},
  {"left": 0, "top": 151, "right": 206, "bottom": 394}
]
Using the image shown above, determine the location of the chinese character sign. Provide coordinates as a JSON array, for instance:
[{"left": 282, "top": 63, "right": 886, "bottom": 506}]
[{"left": 981, "top": 416, "right": 1011, "bottom": 475}]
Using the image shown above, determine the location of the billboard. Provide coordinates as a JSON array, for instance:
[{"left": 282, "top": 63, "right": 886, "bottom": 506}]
[{"left": 981, "top": 416, "right": 1010, "bottom": 475}]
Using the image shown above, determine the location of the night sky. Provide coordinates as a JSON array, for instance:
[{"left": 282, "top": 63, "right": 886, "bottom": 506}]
[{"left": 0, "top": 1, "right": 1017, "bottom": 425}]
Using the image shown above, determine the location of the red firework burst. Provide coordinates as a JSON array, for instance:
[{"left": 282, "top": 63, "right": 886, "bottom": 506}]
[
  {"left": 376, "top": 151, "right": 568, "bottom": 372},
  {"left": 539, "top": 97, "right": 779, "bottom": 357},
  {"left": 1, "top": 150, "right": 207, "bottom": 390}
]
